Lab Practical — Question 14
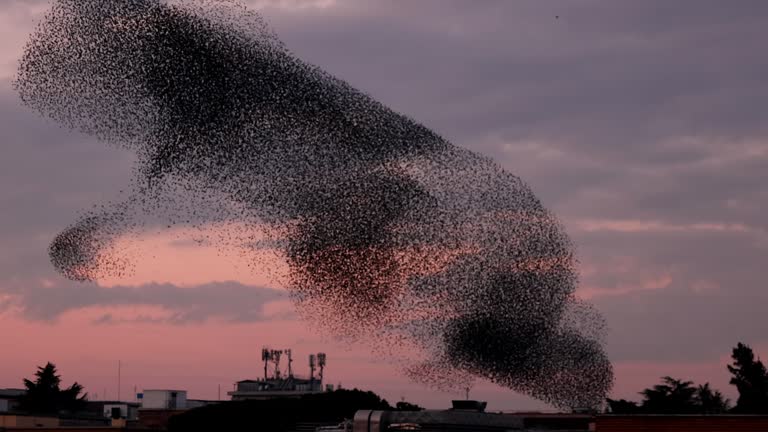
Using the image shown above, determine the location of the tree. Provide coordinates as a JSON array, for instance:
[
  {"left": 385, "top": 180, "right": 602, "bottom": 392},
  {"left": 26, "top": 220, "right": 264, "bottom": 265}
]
[
  {"left": 640, "top": 376, "right": 698, "bottom": 414},
  {"left": 606, "top": 376, "right": 729, "bottom": 414},
  {"left": 728, "top": 342, "right": 768, "bottom": 413},
  {"left": 395, "top": 401, "right": 424, "bottom": 411},
  {"left": 19, "top": 362, "right": 87, "bottom": 414},
  {"left": 695, "top": 383, "right": 729, "bottom": 413},
  {"left": 605, "top": 398, "right": 641, "bottom": 414}
]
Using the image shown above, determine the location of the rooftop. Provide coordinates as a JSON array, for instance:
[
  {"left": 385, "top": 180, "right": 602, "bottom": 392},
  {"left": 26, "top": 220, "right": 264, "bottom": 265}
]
[{"left": 0, "top": 389, "right": 26, "bottom": 398}]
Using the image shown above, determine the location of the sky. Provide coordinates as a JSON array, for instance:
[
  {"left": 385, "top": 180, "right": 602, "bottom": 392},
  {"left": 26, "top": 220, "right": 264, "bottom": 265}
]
[{"left": 1, "top": 0, "right": 767, "bottom": 411}]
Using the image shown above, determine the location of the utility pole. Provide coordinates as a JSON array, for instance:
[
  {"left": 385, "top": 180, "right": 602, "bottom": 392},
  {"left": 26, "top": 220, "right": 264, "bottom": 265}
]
[{"left": 118, "top": 360, "right": 122, "bottom": 401}]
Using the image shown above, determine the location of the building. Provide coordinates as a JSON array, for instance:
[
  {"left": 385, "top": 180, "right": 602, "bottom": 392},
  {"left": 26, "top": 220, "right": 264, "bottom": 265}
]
[
  {"left": 82, "top": 400, "right": 140, "bottom": 421},
  {"left": 186, "top": 399, "right": 222, "bottom": 409},
  {"left": 139, "top": 390, "right": 187, "bottom": 410},
  {"left": 0, "top": 413, "right": 59, "bottom": 428},
  {"left": 229, "top": 348, "right": 328, "bottom": 401},
  {"left": 136, "top": 389, "right": 224, "bottom": 429},
  {"left": 352, "top": 401, "right": 593, "bottom": 432},
  {"left": 136, "top": 389, "right": 188, "bottom": 430},
  {"left": 137, "top": 408, "right": 187, "bottom": 430},
  {"left": 230, "top": 377, "right": 325, "bottom": 401},
  {"left": 349, "top": 406, "right": 768, "bottom": 432},
  {"left": 0, "top": 388, "right": 25, "bottom": 413}
]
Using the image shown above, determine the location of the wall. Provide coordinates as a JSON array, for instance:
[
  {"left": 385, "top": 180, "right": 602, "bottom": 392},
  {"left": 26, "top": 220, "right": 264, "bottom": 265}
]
[
  {"left": 0, "top": 414, "right": 59, "bottom": 428},
  {"left": 104, "top": 403, "right": 129, "bottom": 419},
  {"left": 142, "top": 391, "right": 169, "bottom": 409},
  {"left": 142, "top": 390, "right": 187, "bottom": 409},
  {"left": 596, "top": 415, "right": 768, "bottom": 432},
  {"left": 138, "top": 409, "right": 187, "bottom": 430},
  {"left": 175, "top": 391, "right": 187, "bottom": 409},
  {"left": 2, "top": 428, "right": 139, "bottom": 432}
]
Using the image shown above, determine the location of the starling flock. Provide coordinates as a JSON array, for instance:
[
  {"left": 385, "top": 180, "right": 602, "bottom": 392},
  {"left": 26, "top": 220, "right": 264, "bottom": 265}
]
[{"left": 14, "top": 0, "right": 613, "bottom": 408}]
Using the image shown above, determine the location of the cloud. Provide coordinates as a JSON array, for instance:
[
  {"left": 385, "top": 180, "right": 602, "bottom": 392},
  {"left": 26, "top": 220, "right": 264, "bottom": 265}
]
[
  {"left": 0, "top": 279, "right": 289, "bottom": 324},
  {"left": 573, "top": 219, "right": 759, "bottom": 235},
  {"left": 246, "top": 0, "right": 338, "bottom": 10}
]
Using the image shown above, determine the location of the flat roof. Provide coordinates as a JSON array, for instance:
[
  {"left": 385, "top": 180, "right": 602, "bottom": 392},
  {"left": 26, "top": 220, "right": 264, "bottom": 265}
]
[{"left": 141, "top": 389, "right": 187, "bottom": 392}]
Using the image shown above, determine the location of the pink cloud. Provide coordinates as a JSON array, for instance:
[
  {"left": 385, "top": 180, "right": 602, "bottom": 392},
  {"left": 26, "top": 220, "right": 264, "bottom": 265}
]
[
  {"left": 577, "top": 274, "right": 672, "bottom": 299},
  {"left": 97, "top": 225, "right": 289, "bottom": 289},
  {"left": 573, "top": 218, "right": 755, "bottom": 234}
]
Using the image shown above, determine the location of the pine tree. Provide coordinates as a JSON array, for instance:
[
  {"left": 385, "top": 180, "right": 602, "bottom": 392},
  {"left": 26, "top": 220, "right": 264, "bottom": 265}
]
[{"left": 19, "top": 362, "right": 87, "bottom": 414}]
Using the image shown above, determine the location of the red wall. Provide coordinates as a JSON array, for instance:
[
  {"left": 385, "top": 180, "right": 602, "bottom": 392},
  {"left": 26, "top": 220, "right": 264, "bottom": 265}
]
[
  {"left": 597, "top": 415, "right": 768, "bottom": 432},
  {"left": 138, "top": 409, "right": 187, "bottom": 430}
]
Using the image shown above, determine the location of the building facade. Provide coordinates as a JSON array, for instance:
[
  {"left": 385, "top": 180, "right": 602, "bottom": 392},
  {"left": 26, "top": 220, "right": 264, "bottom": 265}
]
[
  {"left": 0, "top": 388, "right": 25, "bottom": 413},
  {"left": 139, "top": 390, "right": 187, "bottom": 410},
  {"left": 229, "top": 377, "right": 324, "bottom": 401}
]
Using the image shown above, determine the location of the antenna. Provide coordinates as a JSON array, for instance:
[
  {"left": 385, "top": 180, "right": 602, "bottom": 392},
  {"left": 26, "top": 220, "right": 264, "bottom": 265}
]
[
  {"left": 117, "top": 360, "right": 121, "bottom": 402},
  {"left": 272, "top": 350, "right": 283, "bottom": 379},
  {"left": 262, "top": 347, "right": 271, "bottom": 380},
  {"left": 317, "top": 353, "right": 326, "bottom": 384},
  {"left": 286, "top": 349, "right": 293, "bottom": 378},
  {"left": 309, "top": 354, "right": 316, "bottom": 384}
]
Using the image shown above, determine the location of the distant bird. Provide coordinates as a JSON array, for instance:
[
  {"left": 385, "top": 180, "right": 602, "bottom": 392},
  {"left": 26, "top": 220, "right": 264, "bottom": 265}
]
[{"left": 555, "top": 15, "right": 559, "bottom": 19}]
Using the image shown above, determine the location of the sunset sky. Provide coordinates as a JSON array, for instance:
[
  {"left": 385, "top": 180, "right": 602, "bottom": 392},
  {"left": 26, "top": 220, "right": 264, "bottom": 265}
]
[{"left": 1, "top": 0, "right": 767, "bottom": 410}]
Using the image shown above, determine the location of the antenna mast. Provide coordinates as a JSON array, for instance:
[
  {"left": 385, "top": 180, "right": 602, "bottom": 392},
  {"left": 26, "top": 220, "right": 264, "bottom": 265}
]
[
  {"left": 317, "top": 353, "right": 326, "bottom": 384},
  {"left": 272, "top": 350, "right": 283, "bottom": 379},
  {"left": 117, "top": 360, "right": 121, "bottom": 401},
  {"left": 309, "top": 354, "right": 316, "bottom": 385},
  {"left": 286, "top": 349, "right": 293, "bottom": 378},
  {"left": 262, "top": 348, "right": 271, "bottom": 380}
]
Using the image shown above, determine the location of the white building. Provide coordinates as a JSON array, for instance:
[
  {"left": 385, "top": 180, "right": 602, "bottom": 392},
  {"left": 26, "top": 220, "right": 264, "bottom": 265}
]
[{"left": 139, "top": 390, "right": 187, "bottom": 410}]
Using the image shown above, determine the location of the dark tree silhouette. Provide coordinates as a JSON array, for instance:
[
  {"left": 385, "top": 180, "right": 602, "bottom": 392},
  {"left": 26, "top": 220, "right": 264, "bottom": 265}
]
[
  {"left": 19, "top": 362, "right": 87, "bottom": 414},
  {"left": 728, "top": 342, "right": 768, "bottom": 413},
  {"left": 395, "top": 400, "right": 424, "bottom": 411},
  {"left": 695, "top": 383, "right": 729, "bottom": 413},
  {"left": 640, "top": 376, "right": 698, "bottom": 414},
  {"left": 606, "top": 377, "right": 728, "bottom": 414},
  {"left": 605, "top": 398, "right": 641, "bottom": 414}
]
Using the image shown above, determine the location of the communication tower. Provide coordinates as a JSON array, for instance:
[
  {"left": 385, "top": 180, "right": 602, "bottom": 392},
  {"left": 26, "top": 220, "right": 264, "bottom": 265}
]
[
  {"left": 272, "top": 349, "right": 283, "bottom": 379},
  {"left": 262, "top": 348, "right": 271, "bottom": 380},
  {"left": 286, "top": 349, "right": 293, "bottom": 378},
  {"left": 309, "top": 354, "right": 316, "bottom": 383},
  {"left": 317, "top": 352, "right": 326, "bottom": 383}
]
